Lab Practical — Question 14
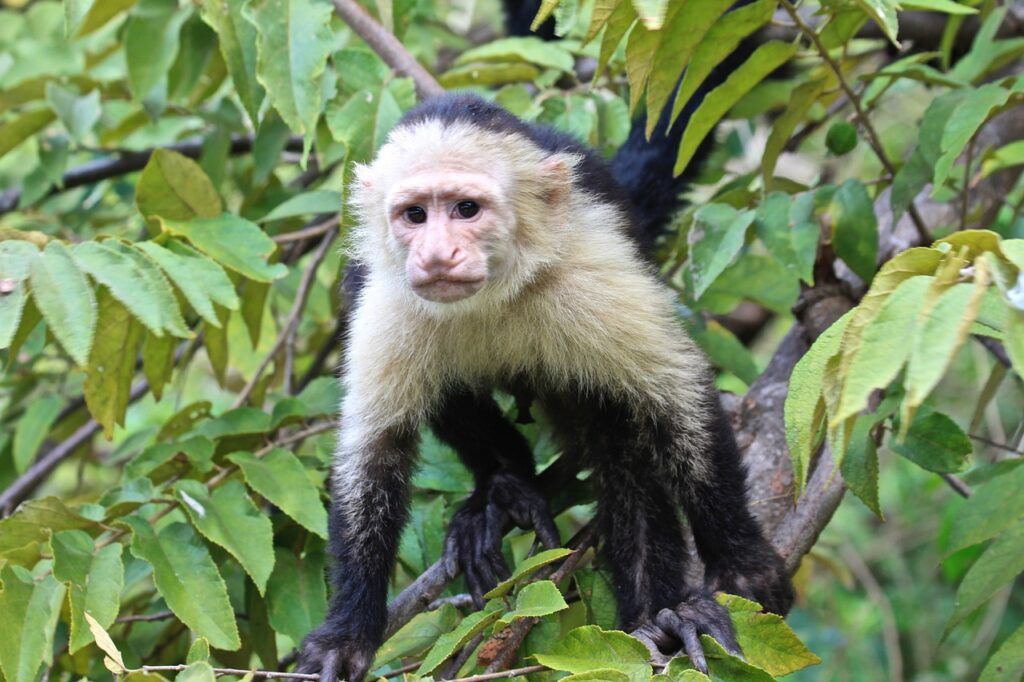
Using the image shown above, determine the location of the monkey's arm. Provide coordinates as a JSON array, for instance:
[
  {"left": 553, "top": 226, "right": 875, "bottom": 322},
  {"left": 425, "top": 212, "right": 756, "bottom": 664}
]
[
  {"left": 297, "top": 426, "right": 418, "bottom": 682},
  {"left": 429, "top": 389, "right": 560, "bottom": 604}
]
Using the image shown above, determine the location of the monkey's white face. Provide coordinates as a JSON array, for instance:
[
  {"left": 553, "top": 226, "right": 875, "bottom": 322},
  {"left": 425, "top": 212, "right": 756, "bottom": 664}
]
[{"left": 386, "top": 168, "right": 511, "bottom": 304}]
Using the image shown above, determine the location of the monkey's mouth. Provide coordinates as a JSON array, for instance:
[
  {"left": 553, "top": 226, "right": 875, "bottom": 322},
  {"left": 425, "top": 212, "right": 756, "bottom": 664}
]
[{"left": 412, "top": 276, "right": 485, "bottom": 302}]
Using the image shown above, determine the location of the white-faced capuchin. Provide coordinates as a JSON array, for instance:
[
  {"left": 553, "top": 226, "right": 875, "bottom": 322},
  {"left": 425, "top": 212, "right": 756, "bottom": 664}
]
[{"left": 298, "top": 12, "right": 793, "bottom": 682}]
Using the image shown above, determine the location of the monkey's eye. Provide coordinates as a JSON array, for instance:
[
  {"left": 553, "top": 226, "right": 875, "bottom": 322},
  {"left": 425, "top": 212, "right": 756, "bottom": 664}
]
[
  {"left": 404, "top": 206, "right": 427, "bottom": 224},
  {"left": 455, "top": 201, "right": 480, "bottom": 219}
]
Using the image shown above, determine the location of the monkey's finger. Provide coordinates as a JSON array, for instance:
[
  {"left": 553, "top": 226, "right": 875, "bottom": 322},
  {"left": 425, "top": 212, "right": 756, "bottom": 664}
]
[
  {"left": 531, "top": 508, "right": 560, "bottom": 549},
  {"left": 319, "top": 649, "right": 340, "bottom": 682},
  {"left": 464, "top": 563, "right": 487, "bottom": 609},
  {"left": 443, "top": 532, "right": 461, "bottom": 578},
  {"left": 655, "top": 609, "right": 707, "bottom": 674},
  {"left": 485, "top": 545, "right": 511, "bottom": 581},
  {"left": 345, "top": 651, "right": 372, "bottom": 682},
  {"left": 707, "top": 621, "right": 742, "bottom": 657}
]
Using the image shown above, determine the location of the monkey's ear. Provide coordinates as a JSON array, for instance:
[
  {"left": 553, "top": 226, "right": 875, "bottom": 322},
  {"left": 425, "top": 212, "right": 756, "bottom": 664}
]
[{"left": 541, "top": 154, "right": 576, "bottom": 205}]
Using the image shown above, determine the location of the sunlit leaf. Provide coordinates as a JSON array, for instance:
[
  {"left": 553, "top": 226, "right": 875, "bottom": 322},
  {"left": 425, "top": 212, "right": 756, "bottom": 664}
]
[{"left": 29, "top": 241, "right": 96, "bottom": 367}]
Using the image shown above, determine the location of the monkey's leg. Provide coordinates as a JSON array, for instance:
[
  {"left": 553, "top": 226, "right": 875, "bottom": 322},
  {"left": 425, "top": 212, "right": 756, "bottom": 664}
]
[
  {"left": 297, "top": 428, "right": 418, "bottom": 682},
  {"left": 679, "top": 398, "right": 793, "bottom": 616},
  {"left": 429, "top": 388, "right": 560, "bottom": 605},
  {"left": 592, "top": 437, "right": 740, "bottom": 674}
]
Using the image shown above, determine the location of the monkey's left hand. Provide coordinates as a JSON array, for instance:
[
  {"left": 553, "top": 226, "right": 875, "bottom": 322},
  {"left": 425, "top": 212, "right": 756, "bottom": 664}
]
[{"left": 443, "top": 470, "right": 560, "bottom": 606}]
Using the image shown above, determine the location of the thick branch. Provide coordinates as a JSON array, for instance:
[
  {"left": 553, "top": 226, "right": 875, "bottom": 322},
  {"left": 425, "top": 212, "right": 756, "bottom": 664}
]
[{"left": 331, "top": 0, "right": 444, "bottom": 99}]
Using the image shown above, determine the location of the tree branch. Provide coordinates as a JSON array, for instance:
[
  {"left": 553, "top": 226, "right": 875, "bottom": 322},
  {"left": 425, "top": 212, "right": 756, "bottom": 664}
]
[
  {"left": 331, "top": 0, "right": 444, "bottom": 99},
  {"left": 0, "top": 135, "right": 303, "bottom": 216},
  {"left": 233, "top": 226, "right": 340, "bottom": 408}
]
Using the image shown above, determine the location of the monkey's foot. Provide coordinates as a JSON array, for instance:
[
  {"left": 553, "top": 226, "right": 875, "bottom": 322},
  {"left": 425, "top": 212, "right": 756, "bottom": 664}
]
[
  {"left": 707, "top": 547, "right": 794, "bottom": 616},
  {"left": 444, "top": 470, "right": 560, "bottom": 606},
  {"left": 632, "top": 592, "right": 741, "bottom": 674},
  {"left": 296, "top": 626, "right": 374, "bottom": 682}
]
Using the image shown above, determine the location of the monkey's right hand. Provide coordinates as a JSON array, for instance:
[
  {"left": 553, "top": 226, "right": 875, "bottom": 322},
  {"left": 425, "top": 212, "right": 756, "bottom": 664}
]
[
  {"left": 296, "top": 624, "right": 375, "bottom": 682},
  {"left": 443, "top": 470, "right": 560, "bottom": 606}
]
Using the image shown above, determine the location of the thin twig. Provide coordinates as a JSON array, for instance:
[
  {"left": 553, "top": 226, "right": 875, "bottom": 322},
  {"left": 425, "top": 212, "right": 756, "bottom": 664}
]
[
  {"left": 778, "top": 0, "right": 931, "bottom": 243},
  {"left": 233, "top": 226, "right": 340, "bottom": 408},
  {"left": 839, "top": 544, "right": 903, "bottom": 682},
  {"left": 962, "top": 136, "right": 975, "bottom": 230},
  {"left": 331, "top": 0, "right": 444, "bottom": 99},
  {"left": 940, "top": 473, "right": 973, "bottom": 499},
  {"left": 116, "top": 610, "right": 175, "bottom": 624},
  {"left": 969, "top": 432, "right": 1023, "bottom": 456},
  {"left": 272, "top": 216, "right": 340, "bottom": 244},
  {"left": 139, "top": 666, "right": 318, "bottom": 680}
]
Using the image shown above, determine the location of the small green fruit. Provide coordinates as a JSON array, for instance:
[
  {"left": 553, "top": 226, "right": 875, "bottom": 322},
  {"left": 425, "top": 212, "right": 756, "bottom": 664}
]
[{"left": 826, "top": 121, "right": 858, "bottom": 155}]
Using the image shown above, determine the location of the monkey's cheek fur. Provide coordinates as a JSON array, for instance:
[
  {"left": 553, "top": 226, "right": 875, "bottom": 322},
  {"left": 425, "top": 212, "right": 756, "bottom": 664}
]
[{"left": 412, "top": 278, "right": 485, "bottom": 302}]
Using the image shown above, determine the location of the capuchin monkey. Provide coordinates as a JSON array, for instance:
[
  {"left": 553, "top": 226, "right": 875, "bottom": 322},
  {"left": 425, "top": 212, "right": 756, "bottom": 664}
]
[{"left": 297, "top": 5, "right": 792, "bottom": 681}]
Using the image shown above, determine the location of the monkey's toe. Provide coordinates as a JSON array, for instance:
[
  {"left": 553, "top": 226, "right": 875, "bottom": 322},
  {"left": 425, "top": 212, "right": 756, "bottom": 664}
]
[
  {"left": 646, "top": 592, "right": 741, "bottom": 674},
  {"left": 296, "top": 627, "right": 374, "bottom": 682}
]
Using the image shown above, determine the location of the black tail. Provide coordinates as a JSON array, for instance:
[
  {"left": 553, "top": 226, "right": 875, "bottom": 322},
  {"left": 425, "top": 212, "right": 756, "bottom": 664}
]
[{"left": 503, "top": 0, "right": 760, "bottom": 253}]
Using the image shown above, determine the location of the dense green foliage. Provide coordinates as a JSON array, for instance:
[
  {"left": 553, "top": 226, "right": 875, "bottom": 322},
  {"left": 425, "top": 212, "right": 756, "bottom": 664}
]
[{"left": 0, "top": 0, "right": 1021, "bottom": 681}]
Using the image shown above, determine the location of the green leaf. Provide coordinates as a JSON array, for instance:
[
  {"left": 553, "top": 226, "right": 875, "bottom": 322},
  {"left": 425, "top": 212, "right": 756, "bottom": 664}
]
[
  {"left": 754, "top": 191, "right": 818, "bottom": 285},
  {"left": 979, "top": 620, "right": 1024, "bottom": 682},
  {"left": 839, "top": 421, "right": 879, "bottom": 519},
  {"left": 0, "top": 241, "right": 37, "bottom": 348},
  {"left": 891, "top": 148, "right": 932, "bottom": 222},
  {"left": 666, "top": 636, "right": 775, "bottom": 681},
  {"left": 891, "top": 411, "right": 971, "bottom": 473},
  {"left": 675, "top": 41, "right": 797, "bottom": 175},
  {"left": 250, "top": 0, "right": 335, "bottom": 161},
  {"left": 595, "top": 0, "right": 636, "bottom": 80},
  {"left": 0, "top": 109, "right": 56, "bottom": 160},
  {"left": 265, "top": 548, "right": 327, "bottom": 646},
  {"left": 673, "top": 0, "right": 775, "bottom": 131},
  {"left": 853, "top": 0, "right": 899, "bottom": 46},
  {"left": 946, "top": 521, "right": 1024, "bottom": 635},
  {"left": 175, "top": 662, "right": 215, "bottom": 682},
  {"left": 84, "top": 289, "right": 144, "bottom": 439},
  {"left": 196, "top": 407, "right": 271, "bottom": 439},
  {"left": 160, "top": 214, "right": 287, "bottom": 283},
  {"left": 0, "top": 565, "right": 65, "bottom": 682},
  {"left": 200, "top": 0, "right": 265, "bottom": 123},
  {"left": 689, "top": 204, "right": 755, "bottom": 300},
  {"left": 258, "top": 190, "right": 343, "bottom": 223},
  {"left": 136, "top": 240, "right": 239, "bottom": 325},
  {"left": 12, "top": 395, "right": 61, "bottom": 474},
  {"left": 44, "top": 83, "right": 100, "bottom": 142},
  {"left": 692, "top": 320, "right": 759, "bottom": 385},
  {"left": 646, "top": 0, "right": 734, "bottom": 136},
  {"left": 564, "top": 671, "right": 633, "bottom": 682},
  {"left": 174, "top": 479, "right": 276, "bottom": 594},
  {"left": 830, "top": 179, "right": 878, "bottom": 284},
  {"left": 934, "top": 84, "right": 1012, "bottom": 188},
  {"left": 229, "top": 449, "right": 328, "bottom": 537},
  {"left": 901, "top": 0, "right": 976, "bottom": 14},
  {"left": 373, "top": 604, "right": 461, "bottom": 669},
  {"left": 728, "top": 600, "right": 821, "bottom": 676},
  {"left": 948, "top": 464, "right": 1024, "bottom": 554},
  {"left": 142, "top": 331, "right": 176, "bottom": 401},
  {"left": 496, "top": 580, "right": 570, "bottom": 627},
  {"left": 904, "top": 279, "right": 986, "bottom": 422},
  {"left": 72, "top": 240, "right": 187, "bottom": 337},
  {"left": 121, "top": 517, "right": 241, "bottom": 650},
  {"left": 65, "top": 0, "right": 137, "bottom": 38},
  {"left": 417, "top": 607, "right": 503, "bottom": 676},
  {"left": 762, "top": 76, "right": 829, "bottom": 187},
  {"left": 836, "top": 276, "right": 930, "bottom": 422},
  {"left": 484, "top": 547, "right": 574, "bottom": 598},
  {"left": 51, "top": 530, "right": 124, "bottom": 653},
  {"left": 29, "top": 240, "right": 97, "bottom": 366},
  {"left": 456, "top": 37, "right": 575, "bottom": 72},
  {"left": 187, "top": 637, "right": 211, "bottom": 663},
  {"left": 631, "top": 0, "right": 668, "bottom": 29},
  {"left": 326, "top": 86, "right": 404, "bottom": 163},
  {"left": 535, "top": 626, "right": 652, "bottom": 682},
  {"left": 136, "top": 149, "right": 223, "bottom": 234},
  {"left": 124, "top": 0, "right": 189, "bottom": 103},
  {"left": 0, "top": 497, "right": 95, "bottom": 555},
  {"left": 784, "top": 313, "right": 851, "bottom": 494}
]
